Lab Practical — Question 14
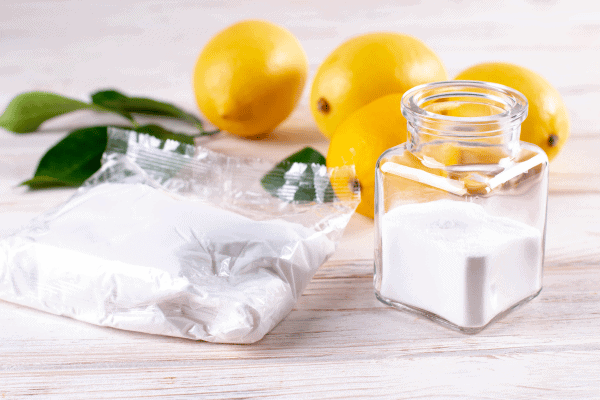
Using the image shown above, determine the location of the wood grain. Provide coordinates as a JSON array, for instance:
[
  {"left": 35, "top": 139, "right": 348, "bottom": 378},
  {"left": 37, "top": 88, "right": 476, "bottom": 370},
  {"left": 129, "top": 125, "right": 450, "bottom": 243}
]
[
  {"left": 2, "top": 0, "right": 600, "bottom": 398},
  {"left": 1, "top": 259, "right": 600, "bottom": 399}
]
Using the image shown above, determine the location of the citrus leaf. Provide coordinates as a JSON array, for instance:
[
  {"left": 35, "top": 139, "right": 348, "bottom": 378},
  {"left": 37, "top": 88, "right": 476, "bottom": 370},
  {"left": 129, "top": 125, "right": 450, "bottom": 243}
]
[
  {"left": 135, "top": 124, "right": 195, "bottom": 146},
  {"left": 91, "top": 89, "right": 206, "bottom": 130},
  {"left": 261, "top": 147, "right": 335, "bottom": 203},
  {"left": 22, "top": 126, "right": 110, "bottom": 189},
  {"left": 21, "top": 176, "right": 73, "bottom": 189},
  {"left": 0, "top": 92, "right": 111, "bottom": 134},
  {"left": 22, "top": 124, "right": 197, "bottom": 189},
  {"left": 90, "top": 90, "right": 134, "bottom": 122},
  {"left": 279, "top": 146, "right": 327, "bottom": 165}
]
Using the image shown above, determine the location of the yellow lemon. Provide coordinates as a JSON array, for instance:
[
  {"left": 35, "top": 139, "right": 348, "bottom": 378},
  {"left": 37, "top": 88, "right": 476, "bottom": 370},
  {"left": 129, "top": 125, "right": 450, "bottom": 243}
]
[
  {"left": 193, "top": 20, "right": 308, "bottom": 138},
  {"left": 455, "top": 62, "right": 570, "bottom": 161},
  {"left": 311, "top": 32, "right": 447, "bottom": 139},
  {"left": 326, "top": 93, "right": 408, "bottom": 219}
]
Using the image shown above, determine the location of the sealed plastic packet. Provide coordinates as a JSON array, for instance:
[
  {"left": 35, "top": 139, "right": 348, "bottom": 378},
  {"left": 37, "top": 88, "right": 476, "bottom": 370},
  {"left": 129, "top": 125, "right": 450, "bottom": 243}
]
[{"left": 0, "top": 128, "right": 359, "bottom": 343}]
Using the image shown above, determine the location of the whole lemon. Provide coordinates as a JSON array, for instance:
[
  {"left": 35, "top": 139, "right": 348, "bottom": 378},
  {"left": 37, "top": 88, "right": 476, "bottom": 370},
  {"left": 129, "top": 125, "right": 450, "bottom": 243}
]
[
  {"left": 455, "top": 62, "right": 570, "bottom": 161},
  {"left": 311, "top": 33, "right": 447, "bottom": 139},
  {"left": 326, "top": 93, "right": 408, "bottom": 219},
  {"left": 193, "top": 20, "right": 308, "bottom": 138}
]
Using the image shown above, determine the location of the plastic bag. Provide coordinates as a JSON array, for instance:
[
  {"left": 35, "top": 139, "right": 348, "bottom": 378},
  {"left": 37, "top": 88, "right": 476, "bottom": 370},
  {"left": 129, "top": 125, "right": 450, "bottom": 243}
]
[{"left": 0, "top": 128, "right": 359, "bottom": 343}]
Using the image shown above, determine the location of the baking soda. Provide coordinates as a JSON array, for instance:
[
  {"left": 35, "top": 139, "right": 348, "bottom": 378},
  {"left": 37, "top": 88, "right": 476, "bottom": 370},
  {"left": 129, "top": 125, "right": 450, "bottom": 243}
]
[
  {"left": 379, "top": 200, "right": 542, "bottom": 328},
  {"left": 0, "top": 182, "right": 335, "bottom": 343}
]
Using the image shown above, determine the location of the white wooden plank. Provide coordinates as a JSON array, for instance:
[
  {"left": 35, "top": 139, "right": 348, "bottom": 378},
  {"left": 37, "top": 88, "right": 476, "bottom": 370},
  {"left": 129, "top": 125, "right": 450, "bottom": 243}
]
[
  {"left": 1, "top": 351, "right": 599, "bottom": 400},
  {"left": 1, "top": 259, "right": 599, "bottom": 398}
]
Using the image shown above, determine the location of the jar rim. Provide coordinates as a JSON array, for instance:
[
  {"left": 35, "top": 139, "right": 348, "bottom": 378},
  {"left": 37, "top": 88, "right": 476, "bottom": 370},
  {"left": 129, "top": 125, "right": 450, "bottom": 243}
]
[{"left": 401, "top": 80, "right": 528, "bottom": 130}]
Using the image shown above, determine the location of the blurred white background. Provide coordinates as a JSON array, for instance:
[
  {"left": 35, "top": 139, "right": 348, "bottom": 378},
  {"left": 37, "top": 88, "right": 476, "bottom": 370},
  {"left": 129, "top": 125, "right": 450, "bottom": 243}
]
[{"left": 1, "top": 0, "right": 599, "bottom": 126}]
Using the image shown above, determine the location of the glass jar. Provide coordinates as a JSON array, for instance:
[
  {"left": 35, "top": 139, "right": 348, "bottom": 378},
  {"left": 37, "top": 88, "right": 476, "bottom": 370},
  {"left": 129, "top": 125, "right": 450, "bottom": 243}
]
[{"left": 374, "top": 80, "right": 548, "bottom": 333}]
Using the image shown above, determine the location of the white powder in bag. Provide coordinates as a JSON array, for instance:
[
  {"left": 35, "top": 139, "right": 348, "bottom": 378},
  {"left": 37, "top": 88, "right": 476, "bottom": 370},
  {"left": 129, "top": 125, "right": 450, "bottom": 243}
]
[
  {"left": 0, "top": 182, "right": 335, "bottom": 343},
  {"left": 379, "top": 200, "right": 542, "bottom": 328}
]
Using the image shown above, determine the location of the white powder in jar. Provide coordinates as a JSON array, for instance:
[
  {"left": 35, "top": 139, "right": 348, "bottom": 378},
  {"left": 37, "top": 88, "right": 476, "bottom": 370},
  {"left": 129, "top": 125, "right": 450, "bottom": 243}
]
[{"left": 379, "top": 199, "right": 543, "bottom": 329}]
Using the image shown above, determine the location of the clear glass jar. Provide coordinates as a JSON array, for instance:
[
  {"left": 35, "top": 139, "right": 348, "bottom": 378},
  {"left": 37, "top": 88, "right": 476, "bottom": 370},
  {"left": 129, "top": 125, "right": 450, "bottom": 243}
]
[{"left": 374, "top": 80, "right": 548, "bottom": 333}]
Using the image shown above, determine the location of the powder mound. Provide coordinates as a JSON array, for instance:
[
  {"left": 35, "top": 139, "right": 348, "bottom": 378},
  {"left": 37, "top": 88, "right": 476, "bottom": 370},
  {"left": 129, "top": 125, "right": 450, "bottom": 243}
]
[
  {"left": 387, "top": 200, "right": 542, "bottom": 256},
  {"left": 380, "top": 200, "right": 543, "bottom": 328}
]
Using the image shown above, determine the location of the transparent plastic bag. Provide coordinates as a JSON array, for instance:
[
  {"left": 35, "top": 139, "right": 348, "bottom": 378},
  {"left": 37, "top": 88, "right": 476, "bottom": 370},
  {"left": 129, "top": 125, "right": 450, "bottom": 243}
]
[{"left": 0, "top": 128, "right": 359, "bottom": 343}]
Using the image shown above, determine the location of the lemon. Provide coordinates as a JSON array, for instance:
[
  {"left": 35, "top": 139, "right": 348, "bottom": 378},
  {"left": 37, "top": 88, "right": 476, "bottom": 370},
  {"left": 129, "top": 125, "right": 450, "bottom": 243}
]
[
  {"left": 455, "top": 62, "right": 570, "bottom": 161},
  {"left": 326, "top": 93, "right": 408, "bottom": 219},
  {"left": 193, "top": 20, "right": 308, "bottom": 138},
  {"left": 311, "top": 32, "right": 447, "bottom": 139}
]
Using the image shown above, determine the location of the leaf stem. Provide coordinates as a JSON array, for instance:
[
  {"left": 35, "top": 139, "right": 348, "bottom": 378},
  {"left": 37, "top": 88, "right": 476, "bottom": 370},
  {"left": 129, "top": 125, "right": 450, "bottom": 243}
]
[{"left": 193, "top": 129, "right": 220, "bottom": 137}]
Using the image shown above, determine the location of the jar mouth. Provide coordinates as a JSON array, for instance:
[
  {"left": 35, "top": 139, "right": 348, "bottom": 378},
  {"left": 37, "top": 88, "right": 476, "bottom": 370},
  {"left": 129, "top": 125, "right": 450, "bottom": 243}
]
[{"left": 401, "top": 80, "right": 528, "bottom": 135}]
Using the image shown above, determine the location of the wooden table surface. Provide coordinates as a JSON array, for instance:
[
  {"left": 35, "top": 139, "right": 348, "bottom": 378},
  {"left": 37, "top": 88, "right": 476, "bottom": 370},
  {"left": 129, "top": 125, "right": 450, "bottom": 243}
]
[{"left": 2, "top": 1, "right": 600, "bottom": 398}]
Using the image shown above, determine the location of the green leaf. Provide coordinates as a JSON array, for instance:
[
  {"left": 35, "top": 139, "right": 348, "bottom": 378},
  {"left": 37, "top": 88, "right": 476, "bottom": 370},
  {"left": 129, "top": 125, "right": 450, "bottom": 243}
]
[
  {"left": 279, "top": 146, "right": 327, "bottom": 165},
  {"left": 23, "top": 126, "right": 110, "bottom": 189},
  {"left": 91, "top": 89, "right": 207, "bottom": 131},
  {"left": 21, "top": 176, "right": 73, "bottom": 189},
  {"left": 261, "top": 147, "right": 335, "bottom": 203},
  {"left": 135, "top": 124, "right": 195, "bottom": 145},
  {"left": 90, "top": 90, "right": 135, "bottom": 121},
  {"left": 0, "top": 92, "right": 109, "bottom": 133},
  {"left": 22, "top": 124, "right": 197, "bottom": 189}
]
